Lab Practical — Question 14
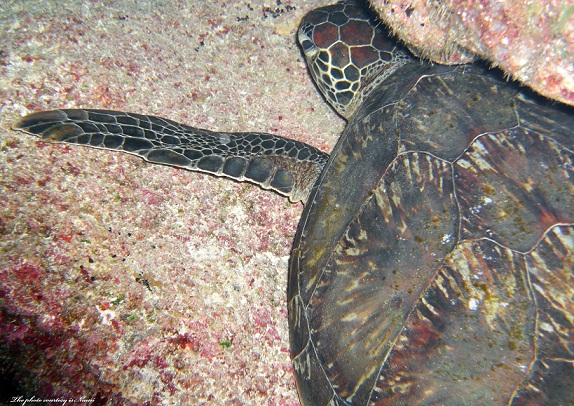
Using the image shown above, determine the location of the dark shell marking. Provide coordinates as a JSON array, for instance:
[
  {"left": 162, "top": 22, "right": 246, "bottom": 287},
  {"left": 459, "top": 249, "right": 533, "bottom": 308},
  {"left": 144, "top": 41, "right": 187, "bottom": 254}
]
[{"left": 289, "top": 3, "right": 573, "bottom": 405}]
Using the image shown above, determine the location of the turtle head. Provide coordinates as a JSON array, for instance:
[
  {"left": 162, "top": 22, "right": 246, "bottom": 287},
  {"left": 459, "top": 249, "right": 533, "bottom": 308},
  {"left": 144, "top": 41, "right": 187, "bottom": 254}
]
[{"left": 298, "top": 2, "right": 412, "bottom": 119}]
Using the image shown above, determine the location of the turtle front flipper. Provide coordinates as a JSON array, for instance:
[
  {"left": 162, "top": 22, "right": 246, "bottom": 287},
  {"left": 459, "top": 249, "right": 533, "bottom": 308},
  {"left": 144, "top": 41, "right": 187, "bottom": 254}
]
[{"left": 13, "top": 109, "right": 328, "bottom": 203}]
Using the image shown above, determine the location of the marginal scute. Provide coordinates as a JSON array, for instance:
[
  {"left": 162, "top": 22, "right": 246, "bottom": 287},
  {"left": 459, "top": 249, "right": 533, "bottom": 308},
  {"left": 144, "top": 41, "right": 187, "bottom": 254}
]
[
  {"left": 292, "top": 343, "right": 335, "bottom": 406},
  {"left": 287, "top": 294, "right": 309, "bottom": 360},
  {"left": 289, "top": 294, "right": 337, "bottom": 405}
]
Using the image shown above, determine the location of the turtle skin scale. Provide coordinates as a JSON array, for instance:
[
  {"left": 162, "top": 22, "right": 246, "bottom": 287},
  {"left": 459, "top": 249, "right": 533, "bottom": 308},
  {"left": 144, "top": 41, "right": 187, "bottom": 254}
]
[{"left": 12, "top": 2, "right": 574, "bottom": 405}]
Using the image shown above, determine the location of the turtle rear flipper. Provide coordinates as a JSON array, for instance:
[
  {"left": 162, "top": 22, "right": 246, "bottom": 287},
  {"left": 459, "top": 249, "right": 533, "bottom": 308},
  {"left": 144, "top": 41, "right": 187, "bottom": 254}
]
[{"left": 13, "top": 109, "right": 328, "bottom": 203}]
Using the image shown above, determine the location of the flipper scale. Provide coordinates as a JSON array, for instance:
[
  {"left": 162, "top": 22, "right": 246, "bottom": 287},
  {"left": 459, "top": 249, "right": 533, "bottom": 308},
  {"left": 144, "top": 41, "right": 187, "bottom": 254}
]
[{"left": 14, "top": 109, "right": 329, "bottom": 203}]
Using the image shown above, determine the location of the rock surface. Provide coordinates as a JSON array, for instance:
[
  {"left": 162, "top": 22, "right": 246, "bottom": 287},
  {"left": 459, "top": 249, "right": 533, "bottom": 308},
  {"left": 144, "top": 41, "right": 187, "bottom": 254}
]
[
  {"left": 370, "top": 0, "right": 574, "bottom": 106},
  {"left": 2, "top": 0, "right": 571, "bottom": 404},
  {"left": 0, "top": 0, "right": 341, "bottom": 404}
]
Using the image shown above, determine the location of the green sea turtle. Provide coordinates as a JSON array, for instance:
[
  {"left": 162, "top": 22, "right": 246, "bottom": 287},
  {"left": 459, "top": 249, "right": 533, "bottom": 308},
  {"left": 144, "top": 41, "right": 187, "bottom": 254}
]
[{"left": 13, "top": 1, "right": 574, "bottom": 404}]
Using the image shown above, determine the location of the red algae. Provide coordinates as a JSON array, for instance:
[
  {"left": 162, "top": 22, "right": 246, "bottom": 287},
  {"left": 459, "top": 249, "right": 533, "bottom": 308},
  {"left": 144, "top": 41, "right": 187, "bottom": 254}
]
[{"left": 0, "top": 0, "right": 341, "bottom": 404}]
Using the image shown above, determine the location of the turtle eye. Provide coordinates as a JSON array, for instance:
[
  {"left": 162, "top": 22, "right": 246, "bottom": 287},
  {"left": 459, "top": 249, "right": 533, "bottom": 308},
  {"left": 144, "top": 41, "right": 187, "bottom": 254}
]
[{"left": 297, "top": 28, "right": 317, "bottom": 56}]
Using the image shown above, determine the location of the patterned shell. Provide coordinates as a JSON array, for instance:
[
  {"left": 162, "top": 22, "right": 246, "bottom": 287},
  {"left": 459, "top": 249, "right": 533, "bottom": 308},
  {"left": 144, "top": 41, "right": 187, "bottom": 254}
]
[{"left": 288, "top": 3, "right": 574, "bottom": 405}]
